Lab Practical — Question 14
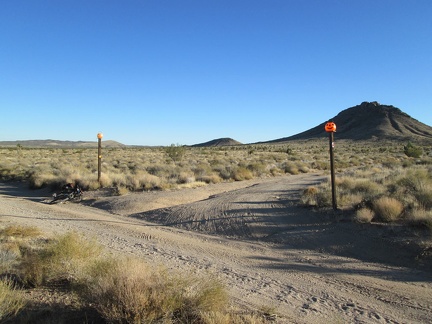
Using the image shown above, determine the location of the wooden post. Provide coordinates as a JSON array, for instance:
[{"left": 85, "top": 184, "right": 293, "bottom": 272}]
[
  {"left": 97, "top": 133, "right": 103, "bottom": 184},
  {"left": 324, "top": 121, "right": 337, "bottom": 210},
  {"left": 328, "top": 132, "right": 337, "bottom": 210}
]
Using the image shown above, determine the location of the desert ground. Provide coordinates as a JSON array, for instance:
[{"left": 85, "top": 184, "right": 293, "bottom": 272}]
[{"left": 1, "top": 173, "right": 431, "bottom": 323}]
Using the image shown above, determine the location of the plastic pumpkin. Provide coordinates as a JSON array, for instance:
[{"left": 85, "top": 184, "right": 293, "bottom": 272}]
[{"left": 325, "top": 122, "right": 336, "bottom": 133}]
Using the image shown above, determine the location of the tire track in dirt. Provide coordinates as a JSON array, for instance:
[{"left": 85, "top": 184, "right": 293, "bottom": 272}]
[{"left": 131, "top": 173, "right": 326, "bottom": 239}]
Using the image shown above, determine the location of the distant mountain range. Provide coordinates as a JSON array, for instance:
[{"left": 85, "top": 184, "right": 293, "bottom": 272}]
[
  {"left": 1, "top": 102, "right": 431, "bottom": 148},
  {"left": 0, "top": 139, "right": 126, "bottom": 148}
]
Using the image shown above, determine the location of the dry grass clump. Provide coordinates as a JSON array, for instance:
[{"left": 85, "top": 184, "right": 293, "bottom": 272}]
[
  {"left": 0, "top": 225, "right": 39, "bottom": 321},
  {"left": 0, "top": 225, "right": 42, "bottom": 274},
  {"left": 0, "top": 226, "right": 270, "bottom": 323},
  {"left": 394, "top": 168, "right": 432, "bottom": 209},
  {"left": 79, "top": 257, "right": 229, "bottom": 323},
  {"left": 355, "top": 208, "right": 375, "bottom": 223},
  {"left": 372, "top": 197, "right": 404, "bottom": 222},
  {"left": 0, "top": 225, "right": 41, "bottom": 239},
  {"left": 0, "top": 279, "right": 26, "bottom": 322},
  {"left": 299, "top": 184, "right": 332, "bottom": 208},
  {"left": 18, "top": 232, "right": 102, "bottom": 287},
  {"left": 406, "top": 209, "right": 432, "bottom": 230}
]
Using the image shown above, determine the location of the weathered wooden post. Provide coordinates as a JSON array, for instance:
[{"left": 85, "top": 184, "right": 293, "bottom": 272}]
[
  {"left": 325, "top": 121, "right": 337, "bottom": 210},
  {"left": 97, "top": 133, "right": 103, "bottom": 184}
]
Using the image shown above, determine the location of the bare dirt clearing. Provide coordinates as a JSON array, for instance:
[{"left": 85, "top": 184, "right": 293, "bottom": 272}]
[{"left": 1, "top": 174, "right": 431, "bottom": 323}]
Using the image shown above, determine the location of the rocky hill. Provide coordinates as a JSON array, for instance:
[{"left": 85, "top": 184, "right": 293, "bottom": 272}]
[
  {"left": 192, "top": 137, "right": 242, "bottom": 147},
  {"left": 268, "top": 101, "right": 432, "bottom": 143}
]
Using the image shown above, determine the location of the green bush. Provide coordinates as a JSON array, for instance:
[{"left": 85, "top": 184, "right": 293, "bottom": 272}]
[
  {"left": 165, "top": 144, "right": 186, "bottom": 162},
  {"left": 404, "top": 142, "right": 423, "bottom": 158}
]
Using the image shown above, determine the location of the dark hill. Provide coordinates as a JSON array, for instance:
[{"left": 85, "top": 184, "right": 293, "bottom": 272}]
[
  {"left": 268, "top": 101, "right": 432, "bottom": 143},
  {"left": 192, "top": 137, "right": 242, "bottom": 147}
]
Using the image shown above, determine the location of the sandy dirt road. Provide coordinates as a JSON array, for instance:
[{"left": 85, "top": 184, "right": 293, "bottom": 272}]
[{"left": 1, "top": 174, "right": 431, "bottom": 323}]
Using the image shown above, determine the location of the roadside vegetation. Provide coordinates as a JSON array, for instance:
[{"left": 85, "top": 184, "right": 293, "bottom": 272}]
[
  {"left": 1, "top": 140, "right": 429, "bottom": 191},
  {"left": 1, "top": 140, "right": 431, "bottom": 230},
  {"left": 0, "top": 226, "right": 271, "bottom": 323}
]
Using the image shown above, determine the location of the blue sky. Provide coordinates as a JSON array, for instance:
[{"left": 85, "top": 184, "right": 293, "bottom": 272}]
[{"left": 1, "top": 1, "right": 431, "bottom": 146}]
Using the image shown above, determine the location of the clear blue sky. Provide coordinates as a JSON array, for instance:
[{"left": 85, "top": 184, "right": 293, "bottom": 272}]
[{"left": 1, "top": 1, "right": 431, "bottom": 146}]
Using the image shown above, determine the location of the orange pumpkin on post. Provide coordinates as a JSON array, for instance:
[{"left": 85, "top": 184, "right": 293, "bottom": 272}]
[{"left": 325, "top": 121, "right": 336, "bottom": 133}]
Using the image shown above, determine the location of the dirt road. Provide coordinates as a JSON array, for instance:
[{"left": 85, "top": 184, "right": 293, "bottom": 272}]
[{"left": 1, "top": 174, "right": 431, "bottom": 323}]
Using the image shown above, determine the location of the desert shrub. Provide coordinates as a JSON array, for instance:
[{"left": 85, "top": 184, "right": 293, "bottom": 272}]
[
  {"left": 297, "top": 163, "right": 310, "bottom": 173},
  {"left": 0, "top": 225, "right": 41, "bottom": 239},
  {"left": 338, "top": 193, "right": 363, "bottom": 207},
  {"left": 197, "top": 174, "right": 223, "bottom": 184},
  {"left": 212, "top": 165, "right": 232, "bottom": 180},
  {"left": 404, "top": 142, "right": 423, "bottom": 158},
  {"left": 355, "top": 208, "right": 374, "bottom": 223},
  {"left": 178, "top": 171, "right": 196, "bottom": 184},
  {"left": 393, "top": 167, "right": 432, "bottom": 209},
  {"left": 311, "top": 160, "right": 328, "bottom": 170},
  {"left": 136, "top": 172, "right": 162, "bottom": 190},
  {"left": 0, "top": 226, "right": 42, "bottom": 274},
  {"left": 98, "top": 173, "right": 113, "bottom": 188},
  {"left": 0, "top": 279, "right": 25, "bottom": 322},
  {"left": 116, "top": 186, "right": 130, "bottom": 195},
  {"left": 352, "top": 179, "right": 385, "bottom": 197},
  {"left": 19, "top": 232, "right": 102, "bottom": 287},
  {"left": 232, "top": 167, "right": 253, "bottom": 181},
  {"left": 192, "top": 163, "right": 213, "bottom": 178},
  {"left": 247, "top": 163, "right": 266, "bottom": 176},
  {"left": 406, "top": 209, "right": 432, "bottom": 230},
  {"left": 372, "top": 197, "right": 404, "bottom": 223},
  {"left": 0, "top": 248, "right": 20, "bottom": 274},
  {"left": 165, "top": 144, "right": 186, "bottom": 162},
  {"left": 300, "top": 185, "right": 332, "bottom": 208},
  {"left": 300, "top": 186, "right": 319, "bottom": 206},
  {"left": 282, "top": 162, "right": 299, "bottom": 175},
  {"left": 315, "top": 190, "right": 333, "bottom": 208},
  {"left": 79, "top": 257, "right": 228, "bottom": 323}
]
